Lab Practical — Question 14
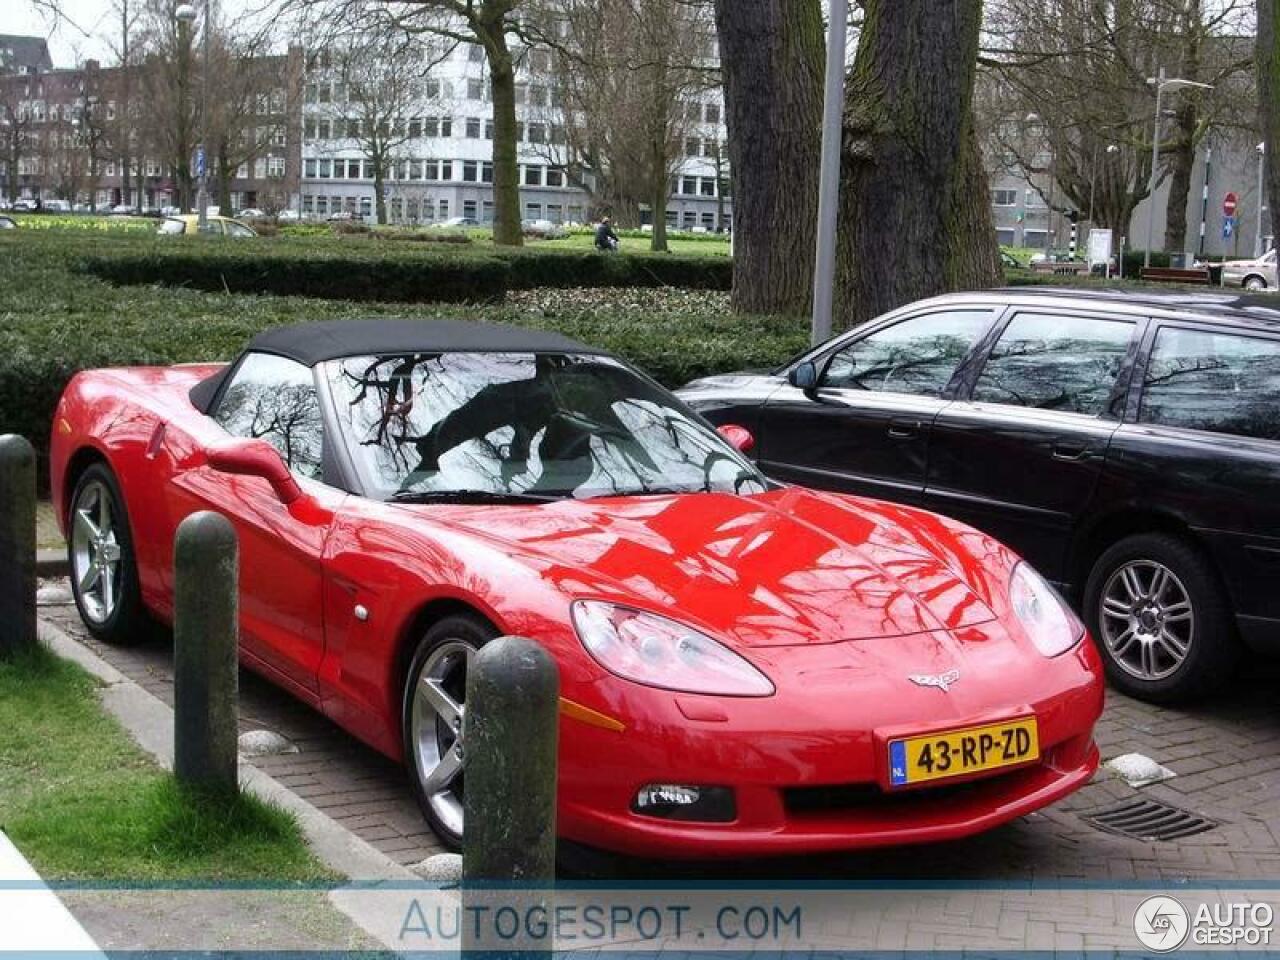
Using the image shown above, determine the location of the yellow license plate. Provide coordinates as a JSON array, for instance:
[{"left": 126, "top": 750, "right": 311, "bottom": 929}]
[{"left": 888, "top": 718, "right": 1039, "bottom": 787}]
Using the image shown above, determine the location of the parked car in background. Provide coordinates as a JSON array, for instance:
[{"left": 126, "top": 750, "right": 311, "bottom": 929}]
[
  {"left": 51, "top": 318, "right": 1103, "bottom": 857},
  {"left": 0, "top": 215, "right": 17, "bottom": 229},
  {"left": 157, "top": 215, "right": 258, "bottom": 237},
  {"left": 237, "top": 208, "right": 267, "bottom": 219},
  {"left": 522, "top": 218, "right": 566, "bottom": 239},
  {"left": 13, "top": 200, "right": 38, "bottom": 212},
  {"left": 1219, "top": 248, "right": 1277, "bottom": 290},
  {"left": 1029, "top": 249, "right": 1082, "bottom": 265},
  {"left": 110, "top": 204, "right": 138, "bottom": 215},
  {"left": 679, "top": 288, "right": 1280, "bottom": 704},
  {"left": 436, "top": 216, "right": 481, "bottom": 228},
  {"left": 277, "top": 209, "right": 300, "bottom": 222}
]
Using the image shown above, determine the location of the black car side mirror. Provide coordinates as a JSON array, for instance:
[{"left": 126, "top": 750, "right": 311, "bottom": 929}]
[{"left": 788, "top": 361, "right": 819, "bottom": 393}]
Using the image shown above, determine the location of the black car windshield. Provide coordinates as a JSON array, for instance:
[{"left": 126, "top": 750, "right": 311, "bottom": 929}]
[{"left": 325, "top": 352, "right": 769, "bottom": 501}]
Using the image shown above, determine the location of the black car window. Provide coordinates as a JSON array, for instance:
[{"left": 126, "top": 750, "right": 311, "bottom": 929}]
[
  {"left": 213, "top": 352, "right": 324, "bottom": 480},
  {"left": 1139, "top": 327, "right": 1280, "bottom": 441},
  {"left": 821, "top": 310, "right": 993, "bottom": 397},
  {"left": 972, "top": 312, "right": 1135, "bottom": 415}
]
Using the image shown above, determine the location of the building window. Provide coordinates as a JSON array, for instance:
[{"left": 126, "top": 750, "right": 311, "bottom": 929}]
[
  {"left": 441, "top": 160, "right": 453, "bottom": 180},
  {"left": 683, "top": 210, "right": 697, "bottom": 229},
  {"left": 545, "top": 169, "right": 563, "bottom": 188},
  {"left": 439, "top": 198, "right": 449, "bottom": 218},
  {"left": 685, "top": 138, "right": 700, "bottom": 158},
  {"left": 996, "top": 227, "right": 1016, "bottom": 246},
  {"left": 469, "top": 45, "right": 484, "bottom": 63},
  {"left": 410, "top": 159, "right": 423, "bottom": 180},
  {"left": 547, "top": 203, "right": 563, "bottom": 224},
  {"left": 468, "top": 78, "right": 484, "bottom": 100},
  {"left": 302, "top": 195, "right": 314, "bottom": 214},
  {"left": 303, "top": 158, "right": 317, "bottom": 178},
  {"left": 318, "top": 159, "right": 332, "bottom": 178},
  {"left": 699, "top": 178, "right": 715, "bottom": 197},
  {"left": 482, "top": 200, "right": 494, "bottom": 223},
  {"left": 524, "top": 165, "right": 543, "bottom": 187},
  {"left": 705, "top": 102, "right": 721, "bottom": 125},
  {"left": 317, "top": 119, "right": 331, "bottom": 139},
  {"left": 482, "top": 162, "right": 493, "bottom": 183},
  {"left": 464, "top": 199, "right": 478, "bottom": 219},
  {"left": 466, "top": 117, "right": 481, "bottom": 138},
  {"left": 484, "top": 119, "right": 494, "bottom": 139},
  {"left": 992, "top": 189, "right": 1017, "bottom": 206},
  {"left": 1024, "top": 189, "right": 1046, "bottom": 209},
  {"left": 462, "top": 160, "right": 478, "bottom": 182},
  {"left": 268, "top": 157, "right": 285, "bottom": 178},
  {"left": 527, "top": 123, "right": 546, "bottom": 144},
  {"left": 363, "top": 160, "right": 376, "bottom": 179},
  {"left": 525, "top": 202, "right": 542, "bottom": 220},
  {"left": 359, "top": 196, "right": 372, "bottom": 218},
  {"left": 529, "top": 85, "right": 548, "bottom": 108},
  {"left": 424, "top": 117, "right": 439, "bottom": 137},
  {"left": 1022, "top": 228, "right": 1047, "bottom": 247},
  {"left": 568, "top": 205, "right": 583, "bottom": 224},
  {"left": 409, "top": 119, "right": 422, "bottom": 138},
  {"left": 681, "top": 176, "right": 697, "bottom": 196}
]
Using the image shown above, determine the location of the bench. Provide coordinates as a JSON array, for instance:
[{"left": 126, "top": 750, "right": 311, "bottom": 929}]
[
  {"left": 1031, "top": 261, "right": 1090, "bottom": 277},
  {"left": 1140, "top": 267, "right": 1213, "bottom": 285}
]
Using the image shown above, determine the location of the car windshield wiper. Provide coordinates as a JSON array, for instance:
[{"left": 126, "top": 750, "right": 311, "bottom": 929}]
[{"left": 388, "top": 488, "right": 560, "bottom": 505}]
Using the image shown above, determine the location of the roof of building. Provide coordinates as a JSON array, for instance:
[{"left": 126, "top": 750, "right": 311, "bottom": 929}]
[{"left": 0, "top": 35, "right": 53, "bottom": 75}]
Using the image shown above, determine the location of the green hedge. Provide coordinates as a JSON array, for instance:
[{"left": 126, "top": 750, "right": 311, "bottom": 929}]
[
  {"left": 78, "top": 240, "right": 731, "bottom": 303},
  {"left": 81, "top": 249, "right": 513, "bottom": 304},
  {"left": 0, "top": 235, "right": 790, "bottom": 487}
]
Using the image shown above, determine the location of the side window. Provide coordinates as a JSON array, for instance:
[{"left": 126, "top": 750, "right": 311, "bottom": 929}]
[
  {"left": 226, "top": 222, "right": 255, "bottom": 238},
  {"left": 821, "top": 310, "right": 993, "bottom": 397},
  {"left": 1139, "top": 327, "right": 1280, "bottom": 441},
  {"left": 972, "top": 312, "right": 1134, "bottom": 415},
  {"left": 213, "top": 353, "right": 324, "bottom": 480}
]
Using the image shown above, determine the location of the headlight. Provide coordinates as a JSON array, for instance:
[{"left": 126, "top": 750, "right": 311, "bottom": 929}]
[
  {"left": 1009, "top": 562, "right": 1084, "bottom": 657},
  {"left": 571, "top": 601, "right": 774, "bottom": 697}
]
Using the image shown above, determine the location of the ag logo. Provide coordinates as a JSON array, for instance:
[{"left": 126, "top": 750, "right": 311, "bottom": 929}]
[{"left": 1134, "top": 896, "right": 1190, "bottom": 952}]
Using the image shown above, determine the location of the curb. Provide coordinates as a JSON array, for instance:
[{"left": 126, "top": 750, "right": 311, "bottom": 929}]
[
  {"left": 36, "top": 617, "right": 418, "bottom": 951},
  {"left": 36, "top": 549, "right": 68, "bottom": 578}
]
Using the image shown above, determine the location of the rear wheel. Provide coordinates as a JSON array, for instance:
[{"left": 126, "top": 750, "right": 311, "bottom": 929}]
[
  {"left": 67, "top": 463, "right": 147, "bottom": 645},
  {"left": 1245, "top": 275, "right": 1267, "bottom": 290},
  {"left": 1084, "top": 533, "right": 1238, "bottom": 703},
  {"left": 402, "top": 613, "right": 498, "bottom": 850}
]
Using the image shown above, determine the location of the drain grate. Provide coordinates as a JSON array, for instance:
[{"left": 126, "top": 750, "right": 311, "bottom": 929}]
[{"left": 1084, "top": 798, "right": 1218, "bottom": 841}]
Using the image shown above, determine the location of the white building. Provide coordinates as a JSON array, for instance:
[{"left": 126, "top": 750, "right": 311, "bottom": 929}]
[{"left": 299, "top": 37, "right": 731, "bottom": 229}]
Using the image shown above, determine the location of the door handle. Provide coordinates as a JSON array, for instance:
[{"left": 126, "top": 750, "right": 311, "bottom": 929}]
[
  {"left": 1051, "top": 442, "right": 1089, "bottom": 462},
  {"left": 888, "top": 419, "right": 922, "bottom": 440}
]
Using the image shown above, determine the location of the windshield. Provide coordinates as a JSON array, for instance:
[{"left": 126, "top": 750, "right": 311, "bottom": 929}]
[{"left": 325, "top": 352, "right": 768, "bottom": 501}]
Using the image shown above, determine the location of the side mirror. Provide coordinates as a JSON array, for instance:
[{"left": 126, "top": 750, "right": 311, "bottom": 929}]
[
  {"left": 206, "top": 439, "right": 302, "bottom": 505},
  {"left": 788, "top": 361, "right": 819, "bottom": 392},
  {"left": 717, "top": 423, "right": 755, "bottom": 453}
]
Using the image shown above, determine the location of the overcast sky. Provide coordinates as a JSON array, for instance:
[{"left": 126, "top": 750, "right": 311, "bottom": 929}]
[{"left": 7, "top": 0, "right": 259, "bottom": 66}]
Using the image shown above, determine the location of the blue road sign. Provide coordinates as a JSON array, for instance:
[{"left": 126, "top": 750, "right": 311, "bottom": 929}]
[
  {"left": 194, "top": 146, "right": 206, "bottom": 178},
  {"left": 1223, "top": 216, "right": 1235, "bottom": 239}
]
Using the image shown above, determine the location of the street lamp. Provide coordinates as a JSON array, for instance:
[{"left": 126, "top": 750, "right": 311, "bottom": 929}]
[
  {"left": 1024, "top": 113, "right": 1055, "bottom": 255},
  {"left": 1255, "top": 141, "right": 1267, "bottom": 258},
  {"left": 175, "top": 4, "right": 197, "bottom": 217},
  {"left": 174, "top": 2, "right": 210, "bottom": 228},
  {"left": 1144, "top": 68, "right": 1214, "bottom": 268}
]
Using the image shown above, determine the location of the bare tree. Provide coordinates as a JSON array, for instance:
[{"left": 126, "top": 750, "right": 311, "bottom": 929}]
[
  {"left": 278, "top": 0, "right": 529, "bottom": 245},
  {"left": 837, "top": 0, "right": 1001, "bottom": 328},
  {"left": 1259, "top": 0, "right": 1280, "bottom": 248},
  {"left": 312, "top": 36, "right": 435, "bottom": 224},
  {"left": 712, "top": 0, "right": 824, "bottom": 316},
  {"left": 526, "top": 0, "right": 716, "bottom": 251},
  {"left": 0, "top": 88, "right": 33, "bottom": 204}
]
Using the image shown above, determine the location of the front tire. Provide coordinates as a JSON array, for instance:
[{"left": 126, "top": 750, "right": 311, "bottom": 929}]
[
  {"left": 1245, "top": 275, "right": 1267, "bottom": 291},
  {"left": 1083, "top": 533, "right": 1238, "bottom": 703},
  {"left": 402, "top": 613, "right": 498, "bottom": 850},
  {"left": 67, "top": 463, "right": 147, "bottom": 645}
]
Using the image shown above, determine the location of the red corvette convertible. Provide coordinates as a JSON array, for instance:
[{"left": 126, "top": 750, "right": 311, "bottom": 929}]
[{"left": 51, "top": 319, "right": 1104, "bottom": 857}]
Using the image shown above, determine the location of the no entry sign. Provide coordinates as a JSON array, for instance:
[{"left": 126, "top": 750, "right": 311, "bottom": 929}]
[{"left": 1224, "top": 192, "right": 1239, "bottom": 217}]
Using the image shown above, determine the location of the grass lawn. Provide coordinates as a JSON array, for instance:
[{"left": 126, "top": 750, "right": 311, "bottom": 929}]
[{"left": 0, "top": 644, "right": 334, "bottom": 882}]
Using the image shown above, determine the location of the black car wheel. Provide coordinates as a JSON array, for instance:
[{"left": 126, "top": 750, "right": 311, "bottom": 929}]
[
  {"left": 402, "top": 613, "right": 499, "bottom": 849},
  {"left": 67, "top": 463, "right": 147, "bottom": 645},
  {"left": 1084, "top": 533, "right": 1239, "bottom": 703}
]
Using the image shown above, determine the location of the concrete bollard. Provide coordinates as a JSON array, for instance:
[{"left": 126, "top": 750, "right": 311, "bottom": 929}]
[
  {"left": 173, "top": 510, "right": 239, "bottom": 794},
  {"left": 462, "top": 636, "right": 560, "bottom": 881},
  {"left": 0, "top": 435, "right": 36, "bottom": 659}
]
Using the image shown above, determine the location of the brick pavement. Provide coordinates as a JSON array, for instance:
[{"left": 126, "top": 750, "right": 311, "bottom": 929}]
[{"left": 39, "top": 591, "right": 1280, "bottom": 881}]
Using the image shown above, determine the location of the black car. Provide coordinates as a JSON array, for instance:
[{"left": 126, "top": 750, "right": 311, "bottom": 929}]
[{"left": 678, "top": 288, "right": 1280, "bottom": 703}]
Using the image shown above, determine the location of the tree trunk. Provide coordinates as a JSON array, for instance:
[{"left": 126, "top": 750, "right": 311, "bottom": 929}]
[
  {"left": 1161, "top": 111, "right": 1195, "bottom": 256},
  {"left": 374, "top": 163, "right": 387, "bottom": 225},
  {"left": 484, "top": 36, "right": 523, "bottom": 247},
  {"left": 650, "top": 151, "right": 669, "bottom": 252},
  {"left": 712, "top": 0, "right": 824, "bottom": 316},
  {"left": 837, "top": 0, "right": 1000, "bottom": 329},
  {"left": 1259, "top": 0, "right": 1280, "bottom": 247},
  {"left": 216, "top": 152, "right": 232, "bottom": 214}
]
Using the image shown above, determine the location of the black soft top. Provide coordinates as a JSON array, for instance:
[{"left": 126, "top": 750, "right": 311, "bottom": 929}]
[{"left": 190, "top": 318, "right": 609, "bottom": 413}]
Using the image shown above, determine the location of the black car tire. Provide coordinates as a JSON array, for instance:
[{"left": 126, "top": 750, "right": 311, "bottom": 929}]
[
  {"left": 1084, "top": 532, "right": 1239, "bottom": 703},
  {"left": 402, "top": 613, "right": 499, "bottom": 850},
  {"left": 66, "top": 463, "right": 148, "bottom": 645}
]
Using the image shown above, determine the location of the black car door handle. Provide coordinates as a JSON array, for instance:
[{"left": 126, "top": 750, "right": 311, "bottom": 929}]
[
  {"left": 888, "top": 419, "right": 922, "bottom": 440},
  {"left": 1051, "top": 442, "right": 1089, "bottom": 462}
]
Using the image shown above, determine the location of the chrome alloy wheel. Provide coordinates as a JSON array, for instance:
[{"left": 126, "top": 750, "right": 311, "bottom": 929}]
[
  {"left": 1099, "top": 560, "right": 1195, "bottom": 681},
  {"left": 70, "top": 479, "right": 123, "bottom": 625},
  {"left": 410, "top": 640, "right": 475, "bottom": 839}
]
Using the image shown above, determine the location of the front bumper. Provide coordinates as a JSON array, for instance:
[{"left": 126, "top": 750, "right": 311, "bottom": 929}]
[{"left": 556, "top": 633, "right": 1104, "bottom": 859}]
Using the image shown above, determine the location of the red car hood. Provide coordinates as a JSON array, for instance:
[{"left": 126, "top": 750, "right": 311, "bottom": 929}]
[{"left": 433, "top": 487, "right": 1002, "bottom": 648}]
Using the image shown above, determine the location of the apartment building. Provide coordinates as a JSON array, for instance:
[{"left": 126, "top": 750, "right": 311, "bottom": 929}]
[{"left": 299, "top": 39, "right": 732, "bottom": 229}]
